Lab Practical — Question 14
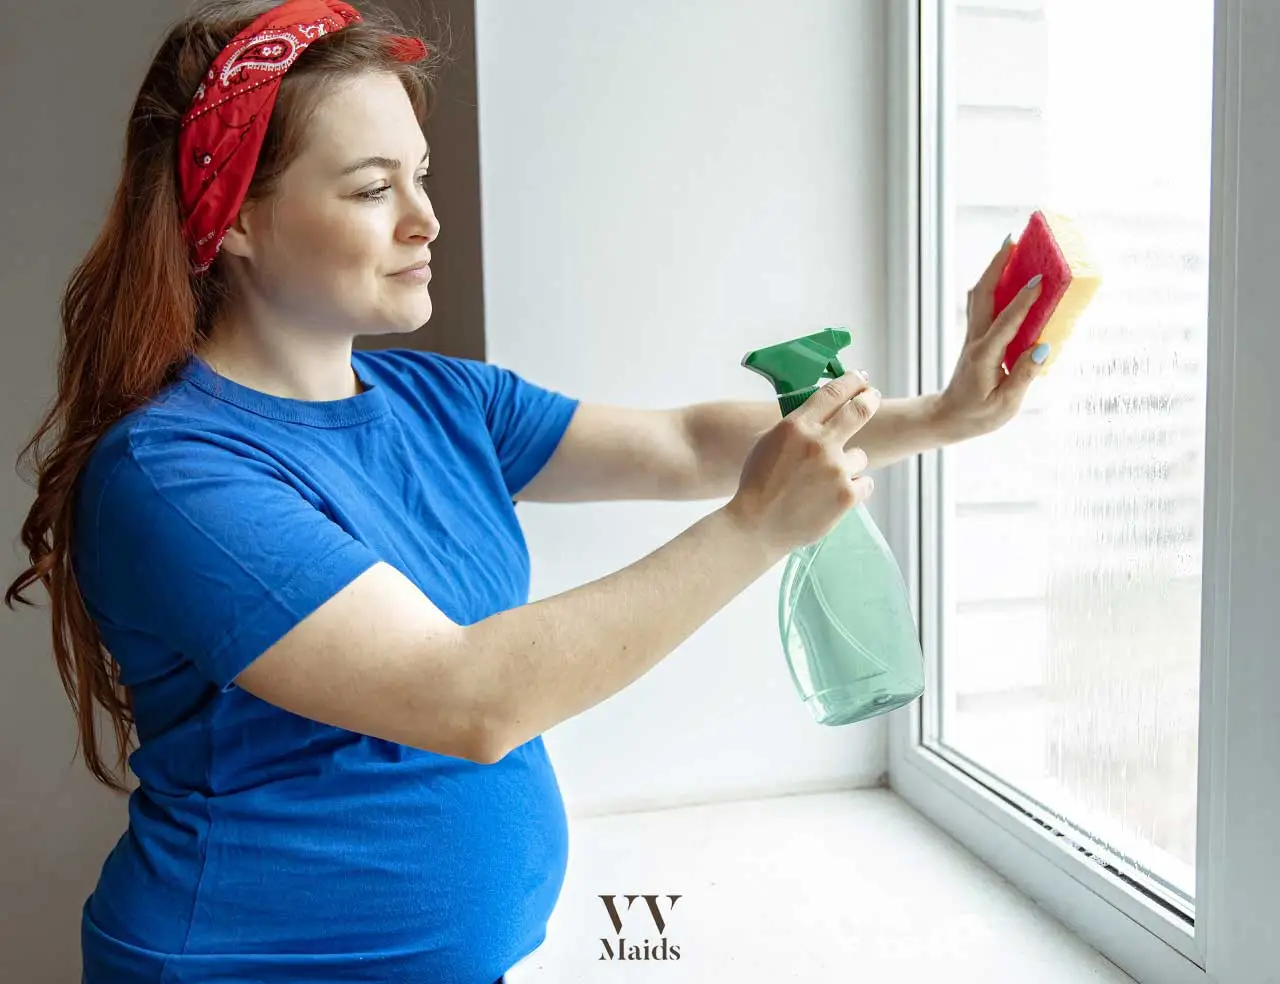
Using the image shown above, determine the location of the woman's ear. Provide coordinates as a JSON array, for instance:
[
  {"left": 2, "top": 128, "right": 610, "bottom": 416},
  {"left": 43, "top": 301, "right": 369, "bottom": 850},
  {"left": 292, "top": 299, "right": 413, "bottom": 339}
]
[{"left": 219, "top": 200, "right": 260, "bottom": 262}]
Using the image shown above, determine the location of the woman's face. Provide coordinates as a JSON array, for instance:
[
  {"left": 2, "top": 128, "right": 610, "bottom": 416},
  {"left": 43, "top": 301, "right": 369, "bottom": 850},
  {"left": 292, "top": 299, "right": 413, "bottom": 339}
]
[{"left": 228, "top": 72, "right": 440, "bottom": 336}]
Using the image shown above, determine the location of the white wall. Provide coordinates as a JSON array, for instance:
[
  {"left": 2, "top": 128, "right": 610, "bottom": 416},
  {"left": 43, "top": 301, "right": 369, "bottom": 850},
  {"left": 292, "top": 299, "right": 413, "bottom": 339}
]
[{"left": 475, "top": 0, "right": 895, "bottom": 817}]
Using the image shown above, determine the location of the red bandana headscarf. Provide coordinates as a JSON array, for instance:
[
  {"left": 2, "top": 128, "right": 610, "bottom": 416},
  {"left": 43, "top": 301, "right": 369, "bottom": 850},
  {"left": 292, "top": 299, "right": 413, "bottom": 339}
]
[{"left": 177, "top": 0, "right": 428, "bottom": 274}]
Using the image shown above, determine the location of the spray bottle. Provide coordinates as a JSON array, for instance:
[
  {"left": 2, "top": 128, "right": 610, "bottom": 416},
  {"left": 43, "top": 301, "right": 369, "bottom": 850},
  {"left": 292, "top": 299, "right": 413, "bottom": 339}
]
[{"left": 742, "top": 328, "right": 924, "bottom": 726}]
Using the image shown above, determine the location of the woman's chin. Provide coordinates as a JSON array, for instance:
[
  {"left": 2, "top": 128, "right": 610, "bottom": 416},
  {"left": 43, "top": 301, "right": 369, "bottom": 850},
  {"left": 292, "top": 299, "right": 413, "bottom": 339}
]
[{"left": 369, "top": 301, "right": 432, "bottom": 334}]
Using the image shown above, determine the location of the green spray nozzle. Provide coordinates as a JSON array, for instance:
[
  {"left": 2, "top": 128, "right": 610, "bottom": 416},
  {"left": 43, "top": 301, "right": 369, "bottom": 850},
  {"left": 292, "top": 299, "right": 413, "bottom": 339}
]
[{"left": 741, "top": 328, "right": 852, "bottom": 416}]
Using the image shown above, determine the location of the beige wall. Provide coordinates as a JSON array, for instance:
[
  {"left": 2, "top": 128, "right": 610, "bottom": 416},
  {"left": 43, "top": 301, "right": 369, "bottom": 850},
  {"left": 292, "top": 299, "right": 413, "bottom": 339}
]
[
  {"left": 0, "top": 3, "right": 479, "bottom": 981},
  {"left": 361, "top": 0, "right": 485, "bottom": 361},
  {"left": 3, "top": 9, "right": 179, "bottom": 980}
]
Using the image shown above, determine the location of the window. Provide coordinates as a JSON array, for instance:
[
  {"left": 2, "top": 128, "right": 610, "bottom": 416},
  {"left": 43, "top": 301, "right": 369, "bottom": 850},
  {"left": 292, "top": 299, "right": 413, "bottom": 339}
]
[
  {"left": 933, "top": 0, "right": 1213, "bottom": 917},
  {"left": 886, "top": 0, "right": 1280, "bottom": 980}
]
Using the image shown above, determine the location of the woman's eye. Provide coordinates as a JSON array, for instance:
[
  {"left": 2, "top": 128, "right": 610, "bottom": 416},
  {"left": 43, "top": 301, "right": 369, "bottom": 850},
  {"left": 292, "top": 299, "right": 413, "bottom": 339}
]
[{"left": 355, "top": 173, "right": 432, "bottom": 202}]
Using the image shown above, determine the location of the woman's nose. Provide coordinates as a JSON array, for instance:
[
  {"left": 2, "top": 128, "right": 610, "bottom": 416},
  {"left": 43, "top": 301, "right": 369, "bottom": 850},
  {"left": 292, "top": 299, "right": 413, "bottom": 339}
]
[{"left": 403, "top": 196, "right": 440, "bottom": 242}]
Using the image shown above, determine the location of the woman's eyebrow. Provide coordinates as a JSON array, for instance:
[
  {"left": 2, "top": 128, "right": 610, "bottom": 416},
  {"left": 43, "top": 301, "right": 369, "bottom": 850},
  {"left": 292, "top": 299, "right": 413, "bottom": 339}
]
[{"left": 339, "top": 147, "right": 431, "bottom": 177}]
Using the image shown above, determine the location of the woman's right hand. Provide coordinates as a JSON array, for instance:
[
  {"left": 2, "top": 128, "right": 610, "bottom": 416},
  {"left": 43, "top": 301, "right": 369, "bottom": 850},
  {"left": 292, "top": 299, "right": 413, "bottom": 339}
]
[{"left": 726, "top": 372, "right": 880, "bottom": 555}]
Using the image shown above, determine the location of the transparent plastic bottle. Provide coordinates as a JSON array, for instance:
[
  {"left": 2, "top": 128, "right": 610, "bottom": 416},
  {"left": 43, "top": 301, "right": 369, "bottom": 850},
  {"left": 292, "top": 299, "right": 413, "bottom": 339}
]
[
  {"left": 742, "top": 327, "right": 925, "bottom": 726},
  {"left": 777, "top": 504, "right": 924, "bottom": 725}
]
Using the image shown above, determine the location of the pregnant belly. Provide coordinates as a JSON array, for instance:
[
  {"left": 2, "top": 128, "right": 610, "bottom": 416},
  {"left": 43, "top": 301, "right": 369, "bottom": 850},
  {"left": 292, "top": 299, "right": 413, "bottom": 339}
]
[{"left": 87, "top": 737, "right": 569, "bottom": 974}]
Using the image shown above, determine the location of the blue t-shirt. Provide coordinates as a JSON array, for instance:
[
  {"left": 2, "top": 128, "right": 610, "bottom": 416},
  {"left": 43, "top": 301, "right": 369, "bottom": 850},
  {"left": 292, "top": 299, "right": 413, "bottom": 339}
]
[{"left": 72, "top": 349, "right": 579, "bottom": 984}]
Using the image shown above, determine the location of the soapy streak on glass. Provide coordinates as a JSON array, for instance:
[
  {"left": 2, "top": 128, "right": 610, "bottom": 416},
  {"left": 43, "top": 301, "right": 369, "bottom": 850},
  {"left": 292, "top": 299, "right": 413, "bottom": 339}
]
[{"left": 934, "top": 0, "right": 1212, "bottom": 907}]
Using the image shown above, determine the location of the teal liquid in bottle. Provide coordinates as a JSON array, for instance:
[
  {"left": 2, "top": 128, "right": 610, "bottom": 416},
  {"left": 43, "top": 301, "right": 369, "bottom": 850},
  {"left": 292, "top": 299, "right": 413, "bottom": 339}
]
[
  {"left": 779, "top": 505, "right": 924, "bottom": 725},
  {"left": 743, "top": 329, "right": 925, "bottom": 726}
]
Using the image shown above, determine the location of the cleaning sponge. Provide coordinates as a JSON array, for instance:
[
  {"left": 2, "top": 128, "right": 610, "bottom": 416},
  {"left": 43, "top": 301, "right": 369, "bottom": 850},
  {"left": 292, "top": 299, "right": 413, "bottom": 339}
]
[{"left": 992, "top": 210, "right": 1101, "bottom": 373}]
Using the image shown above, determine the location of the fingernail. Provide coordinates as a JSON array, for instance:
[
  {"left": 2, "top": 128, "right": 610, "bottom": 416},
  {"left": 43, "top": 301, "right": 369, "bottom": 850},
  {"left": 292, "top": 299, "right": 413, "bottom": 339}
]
[
  {"left": 858, "top": 369, "right": 869, "bottom": 381},
  {"left": 1031, "top": 342, "right": 1051, "bottom": 364},
  {"left": 1025, "top": 274, "right": 1043, "bottom": 290},
  {"left": 1003, "top": 234, "right": 1013, "bottom": 248}
]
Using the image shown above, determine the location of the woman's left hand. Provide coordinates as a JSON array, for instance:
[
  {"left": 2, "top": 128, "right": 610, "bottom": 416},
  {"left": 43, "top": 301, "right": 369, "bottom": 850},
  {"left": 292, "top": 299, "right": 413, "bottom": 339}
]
[{"left": 933, "top": 237, "right": 1048, "bottom": 442}]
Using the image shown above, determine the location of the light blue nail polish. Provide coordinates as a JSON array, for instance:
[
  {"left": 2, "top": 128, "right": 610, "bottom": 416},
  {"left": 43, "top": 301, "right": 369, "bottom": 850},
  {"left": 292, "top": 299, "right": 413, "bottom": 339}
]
[
  {"left": 1003, "top": 234, "right": 1013, "bottom": 248},
  {"left": 1031, "top": 342, "right": 1051, "bottom": 364},
  {"left": 1026, "top": 274, "right": 1043, "bottom": 289}
]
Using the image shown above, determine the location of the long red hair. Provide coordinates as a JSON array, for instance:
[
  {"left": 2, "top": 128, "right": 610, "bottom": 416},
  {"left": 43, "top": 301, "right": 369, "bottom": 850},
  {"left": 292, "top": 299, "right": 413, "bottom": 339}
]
[{"left": 4, "top": 0, "right": 440, "bottom": 792}]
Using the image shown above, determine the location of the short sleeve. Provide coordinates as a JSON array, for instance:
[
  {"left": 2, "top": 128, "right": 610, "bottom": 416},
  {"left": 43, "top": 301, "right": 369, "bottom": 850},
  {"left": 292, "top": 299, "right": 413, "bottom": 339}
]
[
  {"left": 74, "top": 431, "right": 380, "bottom": 690},
  {"left": 454, "top": 358, "right": 580, "bottom": 496}
]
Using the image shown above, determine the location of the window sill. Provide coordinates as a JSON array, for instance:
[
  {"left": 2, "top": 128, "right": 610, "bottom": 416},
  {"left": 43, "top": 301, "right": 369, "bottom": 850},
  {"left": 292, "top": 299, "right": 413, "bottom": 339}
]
[{"left": 508, "top": 788, "right": 1133, "bottom": 981}]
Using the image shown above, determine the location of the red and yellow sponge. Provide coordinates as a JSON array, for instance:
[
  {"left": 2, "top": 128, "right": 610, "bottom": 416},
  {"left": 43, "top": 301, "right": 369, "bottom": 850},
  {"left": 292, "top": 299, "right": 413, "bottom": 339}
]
[{"left": 993, "top": 210, "right": 1101, "bottom": 373}]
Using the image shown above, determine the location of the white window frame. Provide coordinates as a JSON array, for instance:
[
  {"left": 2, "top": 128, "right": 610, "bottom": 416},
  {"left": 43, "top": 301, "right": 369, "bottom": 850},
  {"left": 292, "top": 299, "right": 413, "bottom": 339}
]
[{"left": 885, "top": 1, "right": 1279, "bottom": 981}]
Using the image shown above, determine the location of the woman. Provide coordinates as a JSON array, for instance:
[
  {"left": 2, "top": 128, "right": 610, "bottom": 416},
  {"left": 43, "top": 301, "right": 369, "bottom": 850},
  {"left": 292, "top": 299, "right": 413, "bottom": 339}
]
[{"left": 5, "top": 1, "right": 1047, "bottom": 981}]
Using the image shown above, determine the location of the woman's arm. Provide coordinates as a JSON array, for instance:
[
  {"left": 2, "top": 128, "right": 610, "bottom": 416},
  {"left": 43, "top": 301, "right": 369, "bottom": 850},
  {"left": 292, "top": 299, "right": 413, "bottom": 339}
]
[
  {"left": 678, "top": 392, "right": 953, "bottom": 496},
  {"left": 237, "top": 373, "right": 880, "bottom": 762},
  {"left": 514, "top": 394, "right": 947, "bottom": 502},
  {"left": 518, "top": 237, "right": 1047, "bottom": 504},
  {"left": 237, "top": 508, "right": 777, "bottom": 763}
]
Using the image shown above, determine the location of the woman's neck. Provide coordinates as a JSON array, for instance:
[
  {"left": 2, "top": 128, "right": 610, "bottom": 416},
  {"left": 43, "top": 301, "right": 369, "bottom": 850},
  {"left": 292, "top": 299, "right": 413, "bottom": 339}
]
[{"left": 199, "top": 322, "right": 363, "bottom": 402}]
